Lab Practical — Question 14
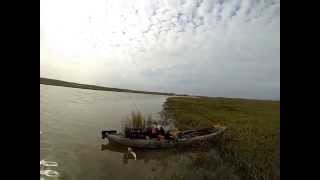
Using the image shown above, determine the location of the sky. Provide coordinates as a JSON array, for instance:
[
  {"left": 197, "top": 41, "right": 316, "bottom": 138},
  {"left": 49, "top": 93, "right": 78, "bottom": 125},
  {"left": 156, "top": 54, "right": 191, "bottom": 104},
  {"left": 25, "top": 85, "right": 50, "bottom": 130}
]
[{"left": 40, "top": 0, "right": 280, "bottom": 100}]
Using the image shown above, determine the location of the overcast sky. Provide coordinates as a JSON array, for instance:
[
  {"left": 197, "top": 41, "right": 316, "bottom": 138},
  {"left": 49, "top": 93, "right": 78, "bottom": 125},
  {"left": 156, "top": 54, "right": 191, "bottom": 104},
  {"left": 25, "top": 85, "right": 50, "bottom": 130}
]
[{"left": 40, "top": 0, "right": 280, "bottom": 100}]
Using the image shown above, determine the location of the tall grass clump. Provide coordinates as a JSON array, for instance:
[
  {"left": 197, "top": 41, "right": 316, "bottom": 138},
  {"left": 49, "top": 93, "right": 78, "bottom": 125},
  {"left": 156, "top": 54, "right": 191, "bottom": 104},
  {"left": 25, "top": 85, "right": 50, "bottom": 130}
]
[
  {"left": 122, "top": 111, "right": 159, "bottom": 130},
  {"left": 124, "top": 111, "right": 145, "bottom": 129}
]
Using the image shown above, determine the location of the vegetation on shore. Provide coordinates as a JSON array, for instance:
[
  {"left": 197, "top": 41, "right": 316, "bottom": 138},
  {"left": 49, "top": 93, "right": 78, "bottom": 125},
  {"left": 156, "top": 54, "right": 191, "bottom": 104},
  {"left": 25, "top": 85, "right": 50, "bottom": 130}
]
[
  {"left": 40, "top": 77, "right": 178, "bottom": 96},
  {"left": 123, "top": 111, "right": 153, "bottom": 129},
  {"left": 161, "top": 97, "right": 280, "bottom": 180}
]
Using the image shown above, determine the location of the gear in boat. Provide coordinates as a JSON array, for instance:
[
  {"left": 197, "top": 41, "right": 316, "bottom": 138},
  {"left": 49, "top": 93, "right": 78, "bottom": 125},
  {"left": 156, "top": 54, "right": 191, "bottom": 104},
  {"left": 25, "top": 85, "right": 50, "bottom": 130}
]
[{"left": 101, "top": 126, "right": 226, "bottom": 149}]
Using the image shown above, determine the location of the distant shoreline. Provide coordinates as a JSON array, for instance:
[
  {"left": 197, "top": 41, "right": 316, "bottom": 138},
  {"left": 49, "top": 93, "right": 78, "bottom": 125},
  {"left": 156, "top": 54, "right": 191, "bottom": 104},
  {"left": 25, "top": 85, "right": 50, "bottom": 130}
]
[
  {"left": 40, "top": 77, "right": 279, "bottom": 101},
  {"left": 40, "top": 77, "right": 186, "bottom": 96}
]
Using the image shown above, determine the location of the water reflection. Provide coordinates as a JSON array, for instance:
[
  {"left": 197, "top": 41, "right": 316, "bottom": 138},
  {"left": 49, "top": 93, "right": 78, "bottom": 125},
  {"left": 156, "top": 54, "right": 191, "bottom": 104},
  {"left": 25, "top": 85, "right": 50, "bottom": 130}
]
[
  {"left": 101, "top": 143, "right": 175, "bottom": 164},
  {"left": 101, "top": 142, "right": 211, "bottom": 164},
  {"left": 101, "top": 142, "right": 239, "bottom": 180}
]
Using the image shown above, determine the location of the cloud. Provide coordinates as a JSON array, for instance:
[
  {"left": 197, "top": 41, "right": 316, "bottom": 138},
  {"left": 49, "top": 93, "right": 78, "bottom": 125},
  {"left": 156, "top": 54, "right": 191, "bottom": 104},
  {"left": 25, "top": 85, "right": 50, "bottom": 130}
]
[{"left": 41, "top": 0, "right": 280, "bottom": 100}]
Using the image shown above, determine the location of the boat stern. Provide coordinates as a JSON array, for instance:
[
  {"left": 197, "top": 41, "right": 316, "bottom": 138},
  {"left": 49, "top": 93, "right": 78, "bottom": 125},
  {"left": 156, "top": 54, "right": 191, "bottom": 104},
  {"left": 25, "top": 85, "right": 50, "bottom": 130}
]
[{"left": 101, "top": 130, "right": 117, "bottom": 139}]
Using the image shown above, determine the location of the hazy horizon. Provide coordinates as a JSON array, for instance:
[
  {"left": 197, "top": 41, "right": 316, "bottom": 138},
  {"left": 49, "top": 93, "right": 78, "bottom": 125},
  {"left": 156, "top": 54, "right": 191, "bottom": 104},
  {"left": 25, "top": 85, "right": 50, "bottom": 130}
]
[{"left": 41, "top": 0, "right": 280, "bottom": 100}]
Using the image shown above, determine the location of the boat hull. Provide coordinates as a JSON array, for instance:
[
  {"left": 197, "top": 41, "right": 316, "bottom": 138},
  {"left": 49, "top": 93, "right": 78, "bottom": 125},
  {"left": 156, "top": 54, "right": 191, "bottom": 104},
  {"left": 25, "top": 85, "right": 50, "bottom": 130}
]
[{"left": 103, "top": 127, "right": 226, "bottom": 149}]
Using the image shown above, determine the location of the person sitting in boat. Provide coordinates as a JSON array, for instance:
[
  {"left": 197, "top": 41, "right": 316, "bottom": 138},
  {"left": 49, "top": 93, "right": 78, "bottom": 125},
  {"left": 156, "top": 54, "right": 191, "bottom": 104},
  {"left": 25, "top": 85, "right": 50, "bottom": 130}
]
[
  {"left": 144, "top": 123, "right": 158, "bottom": 139},
  {"left": 159, "top": 127, "right": 165, "bottom": 136},
  {"left": 157, "top": 126, "right": 166, "bottom": 141}
]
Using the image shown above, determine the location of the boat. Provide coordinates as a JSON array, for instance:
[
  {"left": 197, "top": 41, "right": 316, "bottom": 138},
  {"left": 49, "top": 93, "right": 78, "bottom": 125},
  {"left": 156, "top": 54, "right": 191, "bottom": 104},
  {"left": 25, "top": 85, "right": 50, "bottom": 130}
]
[{"left": 101, "top": 126, "right": 227, "bottom": 149}]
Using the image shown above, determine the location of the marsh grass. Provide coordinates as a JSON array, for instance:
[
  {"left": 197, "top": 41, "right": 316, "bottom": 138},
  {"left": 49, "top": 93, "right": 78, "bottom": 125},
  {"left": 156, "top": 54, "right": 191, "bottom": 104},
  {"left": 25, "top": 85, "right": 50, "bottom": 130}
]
[
  {"left": 151, "top": 146, "right": 239, "bottom": 180},
  {"left": 123, "top": 111, "right": 145, "bottom": 129},
  {"left": 122, "top": 111, "right": 159, "bottom": 130},
  {"left": 161, "top": 97, "right": 280, "bottom": 180}
]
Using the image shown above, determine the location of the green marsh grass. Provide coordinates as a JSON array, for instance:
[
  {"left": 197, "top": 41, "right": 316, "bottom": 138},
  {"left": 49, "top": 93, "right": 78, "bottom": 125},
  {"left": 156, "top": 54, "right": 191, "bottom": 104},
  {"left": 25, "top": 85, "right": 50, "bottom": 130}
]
[
  {"left": 161, "top": 97, "right": 280, "bottom": 180},
  {"left": 123, "top": 111, "right": 157, "bottom": 129}
]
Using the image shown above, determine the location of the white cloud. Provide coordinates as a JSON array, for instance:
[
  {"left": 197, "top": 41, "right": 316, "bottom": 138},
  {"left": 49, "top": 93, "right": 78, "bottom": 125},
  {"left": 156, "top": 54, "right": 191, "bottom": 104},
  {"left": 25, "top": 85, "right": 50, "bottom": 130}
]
[{"left": 41, "top": 0, "right": 280, "bottom": 100}]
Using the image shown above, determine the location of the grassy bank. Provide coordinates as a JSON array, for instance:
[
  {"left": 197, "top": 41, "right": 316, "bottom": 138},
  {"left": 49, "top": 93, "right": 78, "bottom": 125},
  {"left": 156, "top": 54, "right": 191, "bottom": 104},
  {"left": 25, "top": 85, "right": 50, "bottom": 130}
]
[
  {"left": 40, "top": 77, "right": 179, "bottom": 96},
  {"left": 161, "top": 97, "right": 280, "bottom": 180}
]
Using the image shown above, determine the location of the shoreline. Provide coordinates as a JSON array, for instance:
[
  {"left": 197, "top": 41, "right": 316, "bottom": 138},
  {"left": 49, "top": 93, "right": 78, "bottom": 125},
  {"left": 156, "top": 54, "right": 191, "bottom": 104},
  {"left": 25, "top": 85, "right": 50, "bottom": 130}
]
[
  {"left": 40, "top": 77, "right": 183, "bottom": 96},
  {"left": 40, "top": 77, "right": 279, "bottom": 102}
]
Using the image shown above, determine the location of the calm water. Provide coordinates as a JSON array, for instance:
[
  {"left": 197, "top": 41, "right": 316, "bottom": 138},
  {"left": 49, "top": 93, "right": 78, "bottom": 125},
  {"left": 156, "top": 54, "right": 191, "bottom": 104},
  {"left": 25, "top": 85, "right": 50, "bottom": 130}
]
[{"left": 40, "top": 84, "right": 238, "bottom": 180}]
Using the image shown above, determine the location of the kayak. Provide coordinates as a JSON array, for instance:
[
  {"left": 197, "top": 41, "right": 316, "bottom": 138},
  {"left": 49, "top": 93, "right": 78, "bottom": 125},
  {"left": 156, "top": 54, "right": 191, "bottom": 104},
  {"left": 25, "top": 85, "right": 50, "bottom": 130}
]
[{"left": 101, "top": 126, "right": 227, "bottom": 149}]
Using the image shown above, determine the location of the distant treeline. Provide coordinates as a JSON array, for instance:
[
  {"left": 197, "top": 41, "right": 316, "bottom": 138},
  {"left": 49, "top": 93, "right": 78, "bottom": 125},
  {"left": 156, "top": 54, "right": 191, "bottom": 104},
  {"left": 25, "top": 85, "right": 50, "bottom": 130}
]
[{"left": 40, "top": 77, "right": 183, "bottom": 96}]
